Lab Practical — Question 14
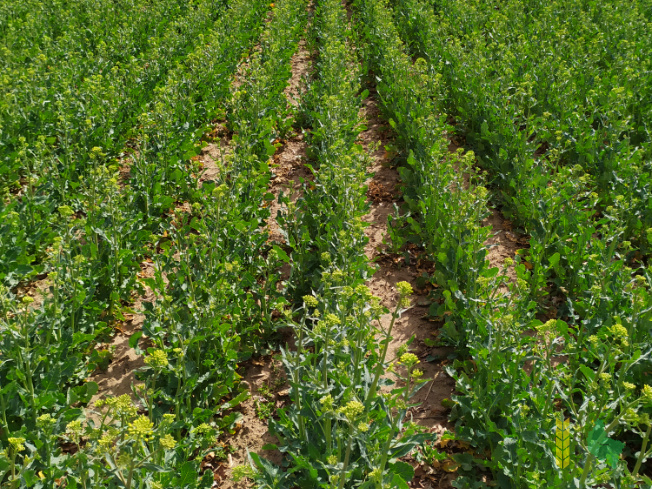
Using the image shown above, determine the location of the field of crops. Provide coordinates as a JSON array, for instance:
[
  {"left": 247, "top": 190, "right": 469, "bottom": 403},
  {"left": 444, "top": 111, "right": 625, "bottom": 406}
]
[{"left": 1, "top": 0, "right": 651, "bottom": 486}]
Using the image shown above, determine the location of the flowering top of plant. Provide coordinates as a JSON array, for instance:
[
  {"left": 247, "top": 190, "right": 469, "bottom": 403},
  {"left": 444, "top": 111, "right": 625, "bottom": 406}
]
[
  {"left": 337, "top": 400, "right": 365, "bottom": 421},
  {"left": 127, "top": 416, "right": 154, "bottom": 441},
  {"left": 159, "top": 434, "right": 176, "bottom": 450},
  {"left": 396, "top": 281, "right": 413, "bottom": 297},
  {"left": 144, "top": 349, "right": 169, "bottom": 369},
  {"left": 96, "top": 394, "right": 139, "bottom": 418},
  {"left": 8, "top": 437, "right": 26, "bottom": 453},
  {"left": 36, "top": 413, "right": 56, "bottom": 429}
]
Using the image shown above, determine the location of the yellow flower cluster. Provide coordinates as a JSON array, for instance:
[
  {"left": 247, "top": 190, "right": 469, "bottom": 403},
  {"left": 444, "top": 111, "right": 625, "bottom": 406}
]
[
  {"left": 8, "top": 437, "right": 26, "bottom": 453},
  {"left": 399, "top": 353, "right": 419, "bottom": 369},
  {"left": 127, "top": 416, "right": 154, "bottom": 441},
  {"left": 97, "top": 394, "right": 139, "bottom": 418},
  {"left": 337, "top": 400, "right": 364, "bottom": 420},
  {"left": 144, "top": 349, "right": 169, "bottom": 369},
  {"left": 159, "top": 434, "right": 176, "bottom": 450},
  {"left": 320, "top": 394, "right": 334, "bottom": 411},
  {"left": 642, "top": 385, "right": 652, "bottom": 403},
  {"left": 608, "top": 322, "right": 629, "bottom": 347}
]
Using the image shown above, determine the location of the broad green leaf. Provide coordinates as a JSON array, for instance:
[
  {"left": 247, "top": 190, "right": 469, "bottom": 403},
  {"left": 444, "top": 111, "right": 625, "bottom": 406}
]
[{"left": 389, "top": 461, "right": 414, "bottom": 482}]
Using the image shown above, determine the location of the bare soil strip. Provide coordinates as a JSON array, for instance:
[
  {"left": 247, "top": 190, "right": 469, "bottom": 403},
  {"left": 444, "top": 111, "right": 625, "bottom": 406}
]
[
  {"left": 217, "top": 26, "right": 314, "bottom": 489},
  {"left": 218, "top": 356, "right": 286, "bottom": 489},
  {"left": 357, "top": 93, "right": 525, "bottom": 487},
  {"left": 448, "top": 131, "right": 524, "bottom": 285},
  {"left": 266, "top": 36, "right": 313, "bottom": 244},
  {"left": 359, "top": 93, "right": 457, "bottom": 488},
  {"left": 483, "top": 208, "right": 525, "bottom": 283},
  {"left": 266, "top": 131, "right": 312, "bottom": 244}
]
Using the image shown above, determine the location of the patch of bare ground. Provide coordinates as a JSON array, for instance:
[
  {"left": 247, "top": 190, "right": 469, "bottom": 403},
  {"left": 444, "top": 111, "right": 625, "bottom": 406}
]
[
  {"left": 266, "top": 133, "right": 312, "bottom": 244},
  {"left": 198, "top": 122, "right": 232, "bottom": 184},
  {"left": 266, "top": 38, "right": 313, "bottom": 244},
  {"left": 14, "top": 274, "right": 50, "bottom": 311},
  {"left": 215, "top": 355, "right": 287, "bottom": 489},
  {"left": 483, "top": 209, "right": 526, "bottom": 286},
  {"left": 447, "top": 128, "right": 524, "bottom": 286},
  {"left": 217, "top": 24, "right": 314, "bottom": 487},
  {"left": 88, "top": 311, "right": 145, "bottom": 404},
  {"left": 89, "top": 260, "right": 156, "bottom": 406},
  {"left": 359, "top": 94, "right": 457, "bottom": 489}
]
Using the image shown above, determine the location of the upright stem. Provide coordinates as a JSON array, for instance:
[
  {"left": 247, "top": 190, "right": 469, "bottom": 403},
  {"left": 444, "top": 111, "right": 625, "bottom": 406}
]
[
  {"left": 325, "top": 417, "right": 332, "bottom": 454},
  {"left": 633, "top": 423, "right": 651, "bottom": 475},
  {"left": 125, "top": 459, "right": 136, "bottom": 489},
  {"left": 366, "top": 305, "right": 400, "bottom": 408},
  {"left": 322, "top": 326, "right": 330, "bottom": 389},
  {"left": 0, "top": 394, "right": 8, "bottom": 433},
  {"left": 376, "top": 418, "right": 397, "bottom": 489},
  {"left": 79, "top": 456, "right": 88, "bottom": 489},
  {"left": 338, "top": 428, "right": 353, "bottom": 489},
  {"left": 148, "top": 373, "right": 157, "bottom": 422},
  {"left": 22, "top": 308, "right": 35, "bottom": 410},
  {"left": 294, "top": 322, "right": 306, "bottom": 442},
  {"left": 404, "top": 369, "right": 412, "bottom": 405},
  {"left": 578, "top": 452, "right": 594, "bottom": 489},
  {"left": 10, "top": 451, "right": 17, "bottom": 489}
]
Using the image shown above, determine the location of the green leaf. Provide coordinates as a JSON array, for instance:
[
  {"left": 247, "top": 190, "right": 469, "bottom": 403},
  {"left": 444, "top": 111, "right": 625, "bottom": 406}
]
[
  {"left": 264, "top": 139, "right": 276, "bottom": 157},
  {"left": 140, "top": 463, "right": 168, "bottom": 473},
  {"left": 588, "top": 420, "right": 607, "bottom": 453},
  {"left": 220, "top": 391, "right": 249, "bottom": 410},
  {"left": 389, "top": 461, "right": 414, "bottom": 482},
  {"left": 0, "top": 452, "right": 11, "bottom": 473},
  {"left": 129, "top": 331, "right": 143, "bottom": 350},
  {"left": 272, "top": 245, "right": 290, "bottom": 262},
  {"left": 72, "top": 332, "right": 96, "bottom": 348},
  {"left": 174, "top": 461, "right": 197, "bottom": 486},
  {"left": 480, "top": 120, "right": 489, "bottom": 137},
  {"left": 84, "top": 381, "right": 99, "bottom": 399},
  {"left": 588, "top": 420, "right": 624, "bottom": 469},
  {"left": 390, "top": 474, "right": 410, "bottom": 489},
  {"left": 579, "top": 365, "right": 595, "bottom": 382},
  {"left": 603, "top": 438, "right": 625, "bottom": 469}
]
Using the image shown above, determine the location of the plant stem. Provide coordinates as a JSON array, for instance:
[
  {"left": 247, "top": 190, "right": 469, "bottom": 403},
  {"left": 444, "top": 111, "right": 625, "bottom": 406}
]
[
  {"left": 22, "top": 308, "right": 35, "bottom": 411},
  {"left": 322, "top": 325, "right": 330, "bottom": 390},
  {"left": 148, "top": 373, "right": 157, "bottom": 422},
  {"left": 633, "top": 423, "right": 652, "bottom": 475},
  {"left": 579, "top": 452, "right": 594, "bottom": 489},
  {"left": 10, "top": 451, "right": 17, "bottom": 489},
  {"left": 366, "top": 304, "right": 400, "bottom": 408},
  {"left": 294, "top": 321, "right": 306, "bottom": 442},
  {"left": 0, "top": 394, "right": 8, "bottom": 433},
  {"left": 126, "top": 459, "right": 136, "bottom": 489},
  {"left": 338, "top": 428, "right": 353, "bottom": 489},
  {"left": 376, "top": 418, "right": 397, "bottom": 489}
]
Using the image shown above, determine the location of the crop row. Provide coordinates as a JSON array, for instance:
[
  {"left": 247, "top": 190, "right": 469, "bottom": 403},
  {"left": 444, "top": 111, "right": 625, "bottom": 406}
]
[
  {"left": 355, "top": 0, "right": 652, "bottom": 486},
  {"left": 0, "top": 0, "right": 308, "bottom": 484},
  {"left": 1, "top": 0, "right": 224, "bottom": 185},
  {"left": 1, "top": 0, "right": 239, "bottom": 287},
  {"left": 240, "top": 0, "right": 431, "bottom": 487},
  {"left": 392, "top": 0, "right": 652, "bottom": 238}
]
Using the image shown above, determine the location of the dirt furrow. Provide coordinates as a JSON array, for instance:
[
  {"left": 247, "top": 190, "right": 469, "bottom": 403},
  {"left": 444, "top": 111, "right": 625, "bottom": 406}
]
[
  {"left": 359, "top": 94, "right": 456, "bottom": 431},
  {"left": 266, "top": 35, "right": 313, "bottom": 244},
  {"left": 217, "top": 23, "right": 314, "bottom": 489},
  {"left": 483, "top": 208, "right": 526, "bottom": 283}
]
